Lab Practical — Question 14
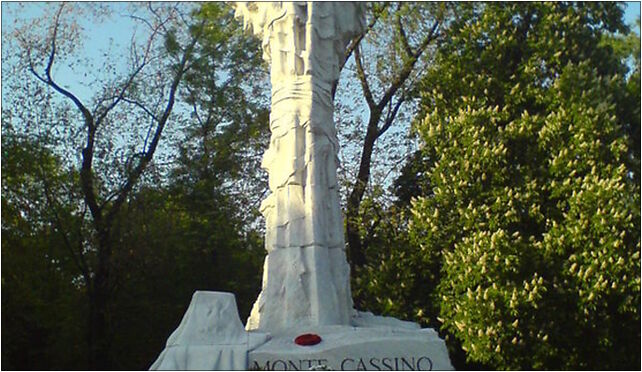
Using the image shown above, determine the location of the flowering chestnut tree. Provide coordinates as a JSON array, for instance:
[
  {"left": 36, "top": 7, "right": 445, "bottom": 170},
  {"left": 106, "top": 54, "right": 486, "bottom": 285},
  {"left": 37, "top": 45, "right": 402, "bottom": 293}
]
[{"left": 409, "top": 3, "right": 640, "bottom": 369}]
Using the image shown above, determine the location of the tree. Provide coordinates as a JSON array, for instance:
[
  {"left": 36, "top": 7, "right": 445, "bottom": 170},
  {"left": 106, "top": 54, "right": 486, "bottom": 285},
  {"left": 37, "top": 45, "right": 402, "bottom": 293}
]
[
  {"left": 1, "top": 124, "right": 265, "bottom": 369},
  {"left": 103, "top": 183, "right": 264, "bottom": 369},
  {"left": 175, "top": 3, "right": 270, "bottom": 226},
  {"left": 1, "top": 127, "right": 88, "bottom": 369},
  {"left": 4, "top": 3, "right": 216, "bottom": 367},
  {"left": 349, "top": 186, "right": 438, "bottom": 324},
  {"left": 338, "top": 3, "right": 454, "bottom": 275},
  {"left": 408, "top": 3, "right": 639, "bottom": 369},
  {"left": 603, "top": 17, "right": 641, "bottom": 184},
  {"left": 3, "top": 2, "right": 271, "bottom": 368}
]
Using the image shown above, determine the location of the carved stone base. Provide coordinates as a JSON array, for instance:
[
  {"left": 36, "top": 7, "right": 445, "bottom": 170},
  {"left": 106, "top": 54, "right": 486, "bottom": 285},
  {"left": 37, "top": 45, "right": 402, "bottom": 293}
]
[
  {"left": 151, "top": 292, "right": 454, "bottom": 371},
  {"left": 248, "top": 323, "right": 453, "bottom": 371},
  {"left": 150, "top": 291, "right": 269, "bottom": 370}
]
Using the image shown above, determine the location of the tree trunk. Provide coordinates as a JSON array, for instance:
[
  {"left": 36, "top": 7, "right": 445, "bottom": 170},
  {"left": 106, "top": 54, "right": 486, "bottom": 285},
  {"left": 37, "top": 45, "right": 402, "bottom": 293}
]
[
  {"left": 88, "top": 289, "right": 110, "bottom": 369},
  {"left": 346, "top": 113, "right": 381, "bottom": 272},
  {"left": 88, "top": 232, "right": 112, "bottom": 370}
]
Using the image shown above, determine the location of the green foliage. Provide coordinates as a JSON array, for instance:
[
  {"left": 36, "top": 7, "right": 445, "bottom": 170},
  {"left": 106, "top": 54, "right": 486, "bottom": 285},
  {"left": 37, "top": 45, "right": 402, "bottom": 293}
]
[
  {"left": 407, "top": 3, "right": 640, "bottom": 369},
  {"left": 1, "top": 125, "right": 265, "bottom": 369},
  {"left": 2, "top": 129, "right": 88, "bottom": 369},
  {"left": 3, "top": 2, "right": 639, "bottom": 370},
  {"left": 107, "top": 185, "right": 264, "bottom": 369},
  {"left": 351, "top": 187, "right": 439, "bottom": 322},
  {"left": 1, "top": 2, "right": 267, "bottom": 369},
  {"left": 175, "top": 2, "right": 269, "bottom": 218}
]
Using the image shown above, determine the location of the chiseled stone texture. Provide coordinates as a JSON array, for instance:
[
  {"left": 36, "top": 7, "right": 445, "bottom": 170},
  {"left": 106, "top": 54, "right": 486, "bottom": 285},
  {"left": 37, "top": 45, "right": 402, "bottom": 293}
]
[
  {"left": 248, "top": 323, "right": 454, "bottom": 371},
  {"left": 234, "top": 2, "right": 366, "bottom": 333},
  {"left": 150, "top": 292, "right": 269, "bottom": 370},
  {"left": 150, "top": 293, "right": 453, "bottom": 371}
]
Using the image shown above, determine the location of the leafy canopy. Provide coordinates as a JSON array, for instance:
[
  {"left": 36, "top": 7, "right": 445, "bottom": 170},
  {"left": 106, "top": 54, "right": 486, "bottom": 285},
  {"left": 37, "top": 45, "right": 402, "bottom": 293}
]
[{"left": 408, "top": 2, "right": 639, "bottom": 369}]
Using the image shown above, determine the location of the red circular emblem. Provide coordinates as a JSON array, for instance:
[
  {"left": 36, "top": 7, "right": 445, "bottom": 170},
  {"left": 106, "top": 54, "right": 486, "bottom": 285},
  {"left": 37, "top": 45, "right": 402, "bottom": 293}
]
[{"left": 294, "top": 333, "right": 322, "bottom": 346}]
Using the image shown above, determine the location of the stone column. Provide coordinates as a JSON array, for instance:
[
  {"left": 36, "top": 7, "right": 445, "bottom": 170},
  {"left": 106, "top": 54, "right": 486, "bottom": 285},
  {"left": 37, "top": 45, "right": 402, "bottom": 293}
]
[{"left": 234, "top": 2, "right": 365, "bottom": 333}]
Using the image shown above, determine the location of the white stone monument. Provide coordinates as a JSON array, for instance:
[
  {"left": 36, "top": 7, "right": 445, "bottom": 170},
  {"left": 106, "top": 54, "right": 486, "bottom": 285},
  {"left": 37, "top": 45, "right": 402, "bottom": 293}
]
[
  {"left": 151, "top": 2, "right": 453, "bottom": 370},
  {"left": 236, "top": 1, "right": 360, "bottom": 334}
]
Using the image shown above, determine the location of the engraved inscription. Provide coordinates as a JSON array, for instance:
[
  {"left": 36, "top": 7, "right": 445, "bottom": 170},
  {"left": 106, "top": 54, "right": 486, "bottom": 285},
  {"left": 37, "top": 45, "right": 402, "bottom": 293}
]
[{"left": 251, "top": 356, "right": 433, "bottom": 371}]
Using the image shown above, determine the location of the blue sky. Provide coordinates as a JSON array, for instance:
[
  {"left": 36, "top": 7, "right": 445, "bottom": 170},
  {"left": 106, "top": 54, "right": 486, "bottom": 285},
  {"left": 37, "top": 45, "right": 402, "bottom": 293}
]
[
  {"left": 2, "top": 1, "right": 639, "bottom": 195},
  {"left": 624, "top": 1, "right": 641, "bottom": 29},
  {"left": 2, "top": 2, "right": 141, "bottom": 103},
  {"left": 2, "top": 1, "right": 639, "bottom": 104}
]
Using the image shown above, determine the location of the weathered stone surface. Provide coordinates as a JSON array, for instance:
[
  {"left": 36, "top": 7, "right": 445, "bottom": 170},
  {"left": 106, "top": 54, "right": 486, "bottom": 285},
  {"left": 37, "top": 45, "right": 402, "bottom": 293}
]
[
  {"left": 150, "top": 293, "right": 453, "bottom": 371},
  {"left": 248, "top": 324, "right": 454, "bottom": 371},
  {"left": 150, "top": 291, "right": 269, "bottom": 370},
  {"left": 234, "top": 2, "right": 365, "bottom": 333},
  {"left": 246, "top": 246, "right": 353, "bottom": 332},
  {"left": 351, "top": 310, "right": 421, "bottom": 330}
]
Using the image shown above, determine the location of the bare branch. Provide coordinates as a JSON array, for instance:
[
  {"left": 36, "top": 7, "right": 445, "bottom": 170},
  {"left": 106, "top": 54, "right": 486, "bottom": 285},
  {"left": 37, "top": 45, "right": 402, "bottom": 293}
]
[
  {"left": 340, "top": 2, "right": 390, "bottom": 72},
  {"left": 94, "top": 11, "right": 167, "bottom": 126},
  {"left": 27, "top": 62, "right": 49, "bottom": 85},
  {"left": 333, "top": 2, "right": 389, "bottom": 98},
  {"left": 105, "top": 20, "right": 205, "bottom": 224},
  {"left": 354, "top": 45, "right": 376, "bottom": 110},
  {"left": 147, "top": 2, "right": 173, "bottom": 36},
  {"left": 379, "top": 147, "right": 418, "bottom": 187},
  {"left": 94, "top": 63, "right": 147, "bottom": 127},
  {"left": 345, "top": 9, "right": 443, "bottom": 268},
  {"left": 121, "top": 97, "right": 160, "bottom": 122},
  {"left": 127, "top": 14, "right": 154, "bottom": 31},
  {"left": 142, "top": 117, "right": 156, "bottom": 153},
  {"left": 37, "top": 3, "right": 93, "bottom": 124},
  {"left": 376, "top": 20, "right": 440, "bottom": 113},
  {"left": 395, "top": 6, "right": 414, "bottom": 57},
  {"left": 377, "top": 94, "right": 405, "bottom": 137},
  {"left": 44, "top": 4, "right": 66, "bottom": 81},
  {"left": 26, "top": 2, "right": 102, "bottom": 227},
  {"left": 413, "top": 20, "right": 440, "bottom": 60},
  {"left": 175, "top": 4, "right": 194, "bottom": 29}
]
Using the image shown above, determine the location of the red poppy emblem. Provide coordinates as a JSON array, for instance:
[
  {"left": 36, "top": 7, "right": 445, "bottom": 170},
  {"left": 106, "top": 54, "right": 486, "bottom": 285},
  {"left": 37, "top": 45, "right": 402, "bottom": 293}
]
[{"left": 294, "top": 333, "right": 322, "bottom": 346}]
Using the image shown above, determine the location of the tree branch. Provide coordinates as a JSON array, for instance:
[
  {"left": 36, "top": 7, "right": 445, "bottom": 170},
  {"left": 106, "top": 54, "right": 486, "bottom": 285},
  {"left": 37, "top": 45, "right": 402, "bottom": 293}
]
[
  {"left": 121, "top": 97, "right": 160, "bottom": 122},
  {"left": 378, "top": 94, "right": 405, "bottom": 137},
  {"left": 148, "top": 2, "right": 174, "bottom": 36},
  {"left": 345, "top": 10, "right": 443, "bottom": 270},
  {"left": 354, "top": 45, "right": 376, "bottom": 110},
  {"left": 340, "top": 2, "right": 390, "bottom": 72},
  {"left": 95, "top": 12, "right": 167, "bottom": 127},
  {"left": 105, "top": 21, "right": 205, "bottom": 224},
  {"left": 414, "top": 19, "right": 440, "bottom": 60},
  {"left": 376, "top": 20, "right": 440, "bottom": 113},
  {"left": 127, "top": 14, "right": 155, "bottom": 32},
  {"left": 94, "top": 63, "right": 147, "bottom": 127},
  {"left": 38, "top": 160, "right": 91, "bottom": 283},
  {"left": 32, "top": 3, "right": 102, "bottom": 228},
  {"left": 142, "top": 117, "right": 156, "bottom": 155},
  {"left": 27, "top": 62, "right": 49, "bottom": 85},
  {"left": 76, "top": 205, "right": 91, "bottom": 284},
  {"left": 44, "top": 4, "right": 65, "bottom": 81},
  {"left": 395, "top": 6, "right": 414, "bottom": 57},
  {"left": 333, "top": 2, "right": 389, "bottom": 98},
  {"left": 41, "top": 8, "right": 93, "bottom": 125}
]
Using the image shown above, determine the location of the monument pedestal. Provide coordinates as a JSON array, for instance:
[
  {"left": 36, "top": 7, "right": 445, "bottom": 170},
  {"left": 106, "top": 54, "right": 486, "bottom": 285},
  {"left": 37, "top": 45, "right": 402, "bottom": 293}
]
[
  {"left": 150, "top": 292, "right": 270, "bottom": 370},
  {"left": 249, "top": 324, "right": 452, "bottom": 371},
  {"left": 151, "top": 291, "right": 453, "bottom": 371}
]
